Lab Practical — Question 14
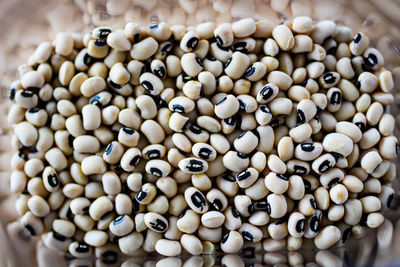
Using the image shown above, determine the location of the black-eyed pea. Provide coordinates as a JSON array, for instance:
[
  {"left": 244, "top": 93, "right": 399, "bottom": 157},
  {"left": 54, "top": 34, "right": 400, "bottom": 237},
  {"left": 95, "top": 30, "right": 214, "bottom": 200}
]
[
  {"left": 52, "top": 219, "right": 76, "bottom": 238},
  {"left": 314, "top": 225, "right": 341, "bottom": 250},
  {"left": 201, "top": 211, "right": 225, "bottom": 229},
  {"left": 243, "top": 62, "right": 266, "bottom": 82},
  {"left": 288, "top": 123, "right": 312, "bottom": 143},
  {"left": 360, "top": 128, "right": 380, "bottom": 150},
  {"left": 117, "top": 127, "right": 139, "bottom": 147},
  {"left": 145, "top": 159, "right": 171, "bottom": 178},
  {"left": 267, "top": 71, "right": 293, "bottom": 91},
  {"left": 272, "top": 24, "right": 294, "bottom": 51},
  {"left": 287, "top": 212, "right": 306, "bottom": 238},
  {"left": 224, "top": 51, "right": 250, "bottom": 79},
  {"left": 269, "top": 97, "right": 293, "bottom": 117},
  {"left": 296, "top": 99, "right": 317, "bottom": 124},
  {"left": 147, "top": 195, "right": 169, "bottom": 214},
  {"left": 214, "top": 23, "right": 234, "bottom": 48},
  {"left": 303, "top": 209, "right": 322, "bottom": 238},
  {"left": 361, "top": 151, "right": 382, "bottom": 174},
  {"left": 292, "top": 67, "right": 307, "bottom": 84},
  {"left": 329, "top": 184, "right": 348, "bottom": 205},
  {"left": 344, "top": 199, "right": 363, "bottom": 225},
  {"left": 294, "top": 142, "right": 323, "bottom": 162},
  {"left": 363, "top": 178, "right": 382, "bottom": 195},
  {"left": 184, "top": 187, "right": 209, "bottom": 214},
  {"left": 171, "top": 133, "right": 191, "bottom": 153},
  {"left": 142, "top": 144, "right": 166, "bottom": 160},
  {"left": 130, "top": 37, "right": 158, "bottom": 60},
  {"left": 26, "top": 177, "right": 48, "bottom": 197},
  {"left": 292, "top": 16, "right": 313, "bottom": 33},
  {"left": 102, "top": 141, "right": 124, "bottom": 165},
  {"left": 27, "top": 195, "right": 50, "bottom": 217},
  {"left": 379, "top": 186, "right": 395, "bottom": 210},
  {"left": 307, "top": 44, "right": 326, "bottom": 62},
  {"left": 364, "top": 47, "right": 384, "bottom": 70},
  {"left": 365, "top": 101, "right": 384, "bottom": 127},
  {"left": 83, "top": 230, "right": 108, "bottom": 247},
  {"left": 238, "top": 222, "right": 263, "bottom": 243},
  {"left": 366, "top": 212, "right": 384, "bottom": 228},
  {"left": 291, "top": 35, "right": 313, "bottom": 53},
  {"left": 203, "top": 57, "right": 223, "bottom": 77},
  {"left": 360, "top": 196, "right": 381, "bottom": 213},
  {"left": 133, "top": 183, "right": 156, "bottom": 205},
  {"left": 355, "top": 93, "right": 371, "bottom": 113},
  {"left": 14, "top": 121, "right": 38, "bottom": 147},
  {"left": 232, "top": 37, "right": 256, "bottom": 54},
  {"left": 44, "top": 147, "right": 67, "bottom": 171},
  {"left": 322, "top": 132, "right": 354, "bottom": 158},
  {"left": 177, "top": 209, "right": 200, "bottom": 234},
  {"left": 266, "top": 193, "right": 287, "bottom": 219},
  {"left": 68, "top": 241, "right": 92, "bottom": 258},
  {"left": 255, "top": 83, "right": 279, "bottom": 105},
  {"left": 379, "top": 113, "right": 395, "bottom": 136},
  {"left": 234, "top": 167, "right": 258, "bottom": 189},
  {"left": 220, "top": 230, "right": 244, "bottom": 254},
  {"left": 206, "top": 188, "right": 228, "bottom": 212},
  {"left": 191, "top": 143, "right": 216, "bottom": 162},
  {"left": 287, "top": 159, "right": 310, "bottom": 176},
  {"left": 306, "top": 62, "right": 326, "bottom": 80},
  {"left": 21, "top": 211, "right": 44, "bottom": 236},
  {"left": 267, "top": 219, "right": 288, "bottom": 240},
  {"left": 168, "top": 112, "right": 189, "bottom": 133},
  {"left": 248, "top": 210, "right": 270, "bottom": 227},
  {"left": 287, "top": 175, "right": 305, "bottom": 201},
  {"left": 139, "top": 72, "right": 164, "bottom": 96},
  {"left": 261, "top": 56, "right": 279, "bottom": 72},
  {"left": 327, "top": 204, "right": 344, "bottom": 222},
  {"left": 168, "top": 96, "right": 195, "bottom": 114},
  {"left": 222, "top": 151, "right": 249, "bottom": 172},
  {"left": 298, "top": 194, "right": 316, "bottom": 216}
]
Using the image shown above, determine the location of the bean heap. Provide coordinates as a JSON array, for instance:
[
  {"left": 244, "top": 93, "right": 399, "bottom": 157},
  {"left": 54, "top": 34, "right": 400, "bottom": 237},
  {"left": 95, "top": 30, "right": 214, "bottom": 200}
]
[{"left": 7, "top": 16, "right": 399, "bottom": 258}]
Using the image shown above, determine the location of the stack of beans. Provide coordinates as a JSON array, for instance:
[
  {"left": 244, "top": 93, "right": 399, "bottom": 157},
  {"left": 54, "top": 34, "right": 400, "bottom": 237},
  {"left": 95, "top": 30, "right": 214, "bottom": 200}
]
[{"left": 7, "top": 16, "right": 399, "bottom": 261}]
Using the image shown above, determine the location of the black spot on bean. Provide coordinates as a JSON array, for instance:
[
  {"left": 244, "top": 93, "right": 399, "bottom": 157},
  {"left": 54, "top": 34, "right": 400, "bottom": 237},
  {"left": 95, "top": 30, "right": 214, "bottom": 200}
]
[
  {"left": 187, "top": 37, "right": 199, "bottom": 49},
  {"left": 9, "top": 87, "right": 16, "bottom": 100},
  {"left": 122, "top": 127, "right": 134, "bottom": 135},
  {"left": 53, "top": 232, "right": 66, "bottom": 241},
  {"left": 221, "top": 232, "right": 229, "bottom": 243},
  {"left": 365, "top": 53, "right": 378, "bottom": 68},
  {"left": 233, "top": 41, "right": 247, "bottom": 52},
  {"left": 47, "top": 174, "right": 59, "bottom": 188},
  {"left": 216, "top": 97, "right": 227, "bottom": 105},
  {"left": 310, "top": 198, "right": 316, "bottom": 209},
  {"left": 301, "top": 143, "right": 315, "bottom": 152},
  {"left": 98, "top": 28, "right": 111, "bottom": 39},
  {"left": 247, "top": 204, "right": 253, "bottom": 214},
  {"left": 187, "top": 159, "right": 204, "bottom": 172},
  {"left": 150, "top": 167, "right": 162, "bottom": 177},
  {"left": 232, "top": 207, "right": 240, "bottom": 218},
  {"left": 154, "top": 67, "right": 166, "bottom": 78},
  {"left": 330, "top": 91, "right": 342, "bottom": 105},
  {"left": 259, "top": 85, "right": 274, "bottom": 101},
  {"left": 198, "top": 147, "right": 212, "bottom": 159},
  {"left": 328, "top": 177, "right": 340, "bottom": 187},
  {"left": 136, "top": 189, "right": 147, "bottom": 201},
  {"left": 191, "top": 191, "right": 207, "bottom": 211},
  {"left": 342, "top": 227, "right": 352, "bottom": 243},
  {"left": 388, "top": 194, "right": 394, "bottom": 208},
  {"left": 323, "top": 72, "right": 336, "bottom": 84},
  {"left": 296, "top": 219, "right": 305, "bottom": 233},
  {"left": 146, "top": 149, "right": 161, "bottom": 159},
  {"left": 83, "top": 53, "right": 94, "bottom": 66},
  {"left": 237, "top": 170, "right": 251, "bottom": 181},
  {"left": 94, "top": 39, "right": 107, "bottom": 47},
  {"left": 149, "top": 219, "right": 167, "bottom": 232},
  {"left": 242, "top": 231, "right": 254, "bottom": 241},
  {"left": 141, "top": 81, "right": 154, "bottom": 92},
  {"left": 277, "top": 174, "right": 288, "bottom": 181},
  {"left": 260, "top": 105, "right": 270, "bottom": 113},
  {"left": 102, "top": 251, "right": 117, "bottom": 264},
  {"left": 172, "top": 104, "right": 185, "bottom": 113},
  {"left": 244, "top": 66, "right": 255, "bottom": 77},
  {"left": 241, "top": 247, "right": 256, "bottom": 259},
  {"left": 76, "top": 243, "right": 89, "bottom": 253},
  {"left": 223, "top": 117, "right": 236, "bottom": 126},
  {"left": 24, "top": 224, "right": 36, "bottom": 236},
  {"left": 353, "top": 33, "right": 362, "bottom": 44},
  {"left": 254, "top": 199, "right": 268, "bottom": 210},
  {"left": 310, "top": 215, "right": 320, "bottom": 232},
  {"left": 297, "top": 110, "right": 306, "bottom": 124},
  {"left": 195, "top": 56, "right": 203, "bottom": 67},
  {"left": 224, "top": 58, "right": 232, "bottom": 68},
  {"left": 21, "top": 91, "right": 34, "bottom": 97},
  {"left": 318, "top": 160, "right": 332, "bottom": 173},
  {"left": 212, "top": 199, "right": 223, "bottom": 211},
  {"left": 293, "top": 165, "right": 307, "bottom": 175}
]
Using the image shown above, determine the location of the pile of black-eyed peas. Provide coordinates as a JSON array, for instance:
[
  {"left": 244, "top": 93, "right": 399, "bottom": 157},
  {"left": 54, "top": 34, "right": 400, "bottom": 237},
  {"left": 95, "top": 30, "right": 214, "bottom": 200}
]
[{"left": 7, "top": 16, "right": 399, "bottom": 261}]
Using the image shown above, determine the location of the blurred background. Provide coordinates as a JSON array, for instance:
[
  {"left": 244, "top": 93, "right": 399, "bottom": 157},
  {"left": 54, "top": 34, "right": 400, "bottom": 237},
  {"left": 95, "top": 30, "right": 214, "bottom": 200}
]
[{"left": 1, "top": 0, "right": 400, "bottom": 266}]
